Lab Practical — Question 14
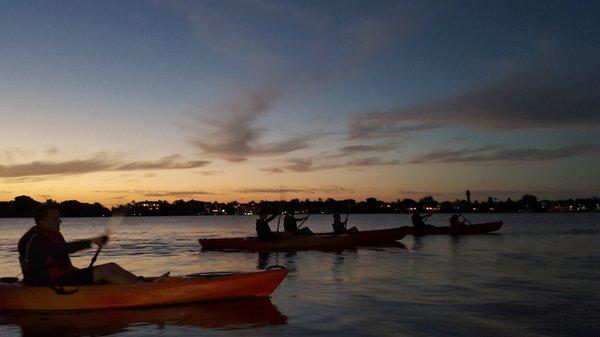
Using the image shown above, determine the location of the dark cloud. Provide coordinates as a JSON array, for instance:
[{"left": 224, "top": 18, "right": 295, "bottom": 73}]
[
  {"left": 0, "top": 153, "right": 210, "bottom": 180},
  {"left": 0, "top": 153, "right": 117, "bottom": 178},
  {"left": 349, "top": 66, "right": 600, "bottom": 139},
  {"left": 409, "top": 144, "right": 600, "bottom": 164},
  {"left": 262, "top": 156, "right": 399, "bottom": 173},
  {"left": 328, "top": 144, "right": 396, "bottom": 158},
  {"left": 116, "top": 155, "right": 209, "bottom": 170},
  {"left": 190, "top": 89, "right": 313, "bottom": 162},
  {"left": 344, "top": 157, "right": 400, "bottom": 167}
]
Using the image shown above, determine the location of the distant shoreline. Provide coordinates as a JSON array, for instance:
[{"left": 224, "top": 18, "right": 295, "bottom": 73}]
[{"left": 1, "top": 195, "right": 598, "bottom": 218}]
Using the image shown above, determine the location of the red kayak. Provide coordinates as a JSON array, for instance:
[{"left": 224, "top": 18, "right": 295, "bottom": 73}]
[
  {"left": 405, "top": 221, "right": 503, "bottom": 236},
  {"left": 199, "top": 227, "right": 408, "bottom": 252},
  {"left": 0, "top": 268, "right": 287, "bottom": 311}
]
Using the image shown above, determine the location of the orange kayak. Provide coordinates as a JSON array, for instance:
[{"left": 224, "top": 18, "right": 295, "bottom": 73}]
[
  {"left": 199, "top": 227, "right": 408, "bottom": 252},
  {"left": 0, "top": 268, "right": 287, "bottom": 311}
]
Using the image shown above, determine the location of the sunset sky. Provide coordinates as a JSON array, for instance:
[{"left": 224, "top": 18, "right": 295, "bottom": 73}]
[{"left": 1, "top": 1, "right": 599, "bottom": 206}]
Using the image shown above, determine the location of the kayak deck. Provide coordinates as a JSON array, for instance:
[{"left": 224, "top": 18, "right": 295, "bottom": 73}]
[
  {"left": 0, "top": 268, "right": 287, "bottom": 311},
  {"left": 199, "top": 227, "right": 408, "bottom": 252},
  {"left": 406, "top": 221, "right": 503, "bottom": 236}
]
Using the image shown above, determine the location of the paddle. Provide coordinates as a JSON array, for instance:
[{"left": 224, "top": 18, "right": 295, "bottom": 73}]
[
  {"left": 297, "top": 213, "right": 311, "bottom": 229},
  {"left": 89, "top": 214, "right": 125, "bottom": 268},
  {"left": 89, "top": 235, "right": 108, "bottom": 268},
  {"left": 275, "top": 213, "right": 282, "bottom": 232},
  {"left": 457, "top": 212, "right": 473, "bottom": 225}
]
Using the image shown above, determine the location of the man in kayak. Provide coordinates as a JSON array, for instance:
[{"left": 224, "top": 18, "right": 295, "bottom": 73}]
[
  {"left": 332, "top": 213, "right": 358, "bottom": 234},
  {"left": 18, "top": 204, "right": 141, "bottom": 286},
  {"left": 283, "top": 212, "right": 312, "bottom": 236},
  {"left": 255, "top": 212, "right": 279, "bottom": 241},
  {"left": 449, "top": 214, "right": 466, "bottom": 228},
  {"left": 411, "top": 210, "right": 435, "bottom": 230}
]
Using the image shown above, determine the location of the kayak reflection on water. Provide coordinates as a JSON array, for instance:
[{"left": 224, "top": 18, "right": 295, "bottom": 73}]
[{"left": 0, "top": 298, "right": 287, "bottom": 337}]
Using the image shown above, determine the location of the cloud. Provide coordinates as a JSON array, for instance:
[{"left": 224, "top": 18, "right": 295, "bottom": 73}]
[
  {"left": 190, "top": 88, "right": 313, "bottom": 161},
  {"left": 327, "top": 144, "right": 396, "bottom": 158},
  {"left": 45, "top": 147, "right": 59, "bottom": 156},
  {"left": 116, "top": 155, "right": 209, "bottom": 170},
  {"left": 348, "top": 65, "right": 600, "bottom": 139},
  {"left": 409, "top": 144, "right": 600, "bottom": 164},
  {"left": 0, "top": 152, "right": 117, "bottom": 178},
  {"left": 235, "top": 186, "right": 351, "bottom": 194},
  {"left": 195, "top": 170, "right": 222, "bottom": 176},
  {"left": 0, "top": 152, "right": 210, "bottom": 181},
  {"left": 169, "top": 1, "right": 414, "bottom": 82},
  {"left": 0, "top": 148, "right": 37, "bottom": 162},
  {"left": 262, "top": 156, "right": 399, "bottom": 173},
  {"left": 96, "top": 190, "right": 216, "bottom": 198}
]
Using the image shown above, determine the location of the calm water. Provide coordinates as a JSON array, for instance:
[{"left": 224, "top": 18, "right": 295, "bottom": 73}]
[{"left": 0, "top": 214, "right": 598, "bottom": 337}]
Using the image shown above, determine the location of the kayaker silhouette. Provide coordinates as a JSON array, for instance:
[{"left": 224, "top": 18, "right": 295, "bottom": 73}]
[
  {"left": 332, "top": 213, "right": 359, "bottom": 234},
  {"left": 255, "top": 212, "right": 278, "bottom": 241},
  {"left": 283, "top": 212, "right": 312, "bottom": 236},
  {"left": 449, "top": 214, "right": 466, "bottom": 228},
  {"left": 18, "top": 204, "right": 150, "bottom": 286},
  {"left": 411, "top": 209, "right": 435, "bottom": 230}
]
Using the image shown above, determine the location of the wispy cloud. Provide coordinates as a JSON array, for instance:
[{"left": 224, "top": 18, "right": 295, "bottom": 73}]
[
  {"left": 95, "top": 190, "right": 216, "bottom": 198},
  {"left": 0, "top": 152, "right": 210, "bottom": 181},
  {"left": 170, "top": 1, "right": 415, "bottom": 83},
  {"left": 235, "top": 186, "right": 351, "bottom": 194},
  {"left": 327, "top": 144, "right": 396, "bottom": 158},
  {"left": 348, "top": 65, "right": 600, "bottom": 139},
  {"left": 190, "top": 88, "right": 313, "bottom": 161},
  {"left": 409, "top": 144, "right": 600, "bottom": 164},
  {"left": 195, "top": 170, "right": 222, "bottom": 176},
  {"left": 262, "top": 156, "right": 399, "bottom": 173},
  {"left": 115, "top": 154, "right": 209, "bottom": 170}
]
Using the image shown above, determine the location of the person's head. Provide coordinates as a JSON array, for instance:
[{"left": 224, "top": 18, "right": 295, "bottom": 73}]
[
  {"left": 333, "top": 213, "right": 340, "bottom": 220},
  {"left": 34, "top": 204, "right": 62, "bottom": 231},
  {"left": 450, "top": 214, "right": 459, "bottom": 220}
]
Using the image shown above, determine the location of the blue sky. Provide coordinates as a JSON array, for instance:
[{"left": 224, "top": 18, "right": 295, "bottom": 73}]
[{"left": 0, "top": 1, "right": 599, "bottom": 204}]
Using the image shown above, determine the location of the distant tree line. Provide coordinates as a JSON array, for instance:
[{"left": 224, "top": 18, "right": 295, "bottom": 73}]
[
  {"left": 0, "top": 194, "right": 598, "bottom": 218},
  {"left": 0, "top": 195, "right": 111, "bottom": 218}
]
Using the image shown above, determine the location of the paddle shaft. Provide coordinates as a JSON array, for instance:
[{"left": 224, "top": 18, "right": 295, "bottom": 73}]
[
  {"left": 275, "top": 214, "right": 282, "bottom": 232},
  {"left": 457, "top": 212, "right": 473, "bottom": 225},
  {"left": 297, "top": 214, "right": 311, "bottom": 229},
  {"left": 89, "top": 246, "right": 101, "bottom": 268}
]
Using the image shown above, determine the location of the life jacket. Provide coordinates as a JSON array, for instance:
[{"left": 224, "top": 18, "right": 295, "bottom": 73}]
[{"left": 18, "top": 226, "right": 76, "bottom": 284}]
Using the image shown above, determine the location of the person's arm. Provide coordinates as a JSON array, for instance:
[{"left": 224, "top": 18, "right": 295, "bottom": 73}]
[{"left": 28, "top": 235, "right": 91, "bottom": 258}]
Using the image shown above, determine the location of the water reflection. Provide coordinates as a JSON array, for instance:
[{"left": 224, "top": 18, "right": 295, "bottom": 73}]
[{"left": 0, "top": 298, "right": 286, "bottom": 337}]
